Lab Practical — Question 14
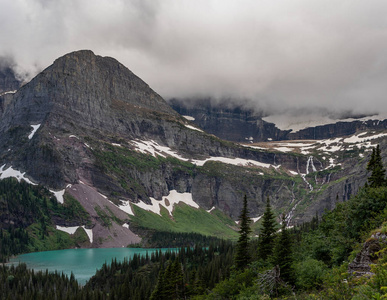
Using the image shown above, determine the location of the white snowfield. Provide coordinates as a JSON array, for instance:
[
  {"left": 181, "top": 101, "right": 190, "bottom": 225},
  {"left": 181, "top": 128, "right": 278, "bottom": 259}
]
[
  {"left": 118, "top": 200, "right": 134, "bottom": 216},
  {"left": 55, "top": 225, "right": 93, "bottom": 243},
  {"left": 0, "top": 90, "right": 17, "bottom": 96},
  {"left": 0, "top": 165, "right": 36, "bottom": 185},
  {"left": 56, "top": 225, "right": 79, "bottom": 235},
  {"left": 133, "top": 190, "right": 199, "bottom": 216},
  {"left": 251, "top": 215, "right": 262, "bottom": 223},
  {"left": 132, "top": 139, "right": 279, "bottom": 170},
  {"left": 28, "top": 124, "right": 41, "bottom": 139},
  {"left": 50, "top": 189, "right": 65, "bottom": 204},
  {"left": 251, "top": 131, "right": 387, "bottom": 157},
  {"left": 184, "top": 124, "right": 203, "bottom": 132},
  {"left": 183, "top": 115, "right": 195, "bottom": 121},
  {"left": 191, "top": 156, "right": 278, "bottom": 169}
]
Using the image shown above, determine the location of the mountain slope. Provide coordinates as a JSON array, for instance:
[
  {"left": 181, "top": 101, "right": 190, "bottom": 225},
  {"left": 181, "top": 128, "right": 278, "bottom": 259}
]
[{"left": 1, "top": 50, "right": 385, "bottom": 248}]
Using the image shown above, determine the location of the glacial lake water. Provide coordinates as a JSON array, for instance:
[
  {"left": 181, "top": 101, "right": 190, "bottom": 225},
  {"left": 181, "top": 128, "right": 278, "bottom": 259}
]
[{"left": 9, "top": 248, "right": 175, "bottom": 285}]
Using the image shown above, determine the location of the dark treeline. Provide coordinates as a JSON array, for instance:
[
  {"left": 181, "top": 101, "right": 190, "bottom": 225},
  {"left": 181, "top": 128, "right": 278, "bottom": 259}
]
[
  {"left": 142, "top": 230, "right": 224, "bottom": 248},
  {"left": 0, "top": 263, "right": 105, "bottom": 300},
  {"left": 87, "top": 241, "right": 234, "bottom": 299}
]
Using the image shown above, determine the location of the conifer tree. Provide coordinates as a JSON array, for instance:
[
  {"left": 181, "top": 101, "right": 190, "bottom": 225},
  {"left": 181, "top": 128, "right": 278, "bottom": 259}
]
[
  {"left": 258, "top": 197, "right": 277, "bottom": 261},
  {"left": 234, "top": 195, "right": 252, "bottom": 270},
  {"left": 367, "top": 144, "right": 386, "bottom": 188},
  {"left": 150, "top": 267, "right": 165, "bottom": 300},
  {"left": 272, "top": 214, "right": 295, "bottom": 285}
]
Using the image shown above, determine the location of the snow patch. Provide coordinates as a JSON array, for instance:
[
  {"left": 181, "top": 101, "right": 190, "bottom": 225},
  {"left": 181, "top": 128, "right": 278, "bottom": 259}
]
[
  {"left": 69, "top": 135, "right": 79, "bottom": 139},
  {"left": 56, "top": 225, "right": 79, "bottom": 235},
  {"left": 0, "top": 90, "right": 17, "bottom": 96},
  {"left": 98, "top": 192, "right": 108, "bottom": 199},
  {"left": 0, "top": 165, "right": 36, "bottom": 185},
  {"left": 50, "top": 189, "right": 65, "bottom": 204},
  {"left": 82, "top": 226, "right": 93, "bottom": 243},
  {"left": 112, "top": 143, "right": 122, "bottom": 147},
  {"left": 28, "top": 124, "right": 41, "bottom": 139},
  {"left": 192, "top": 156, "right": 277, "bottom": 169},
  {"left": 134, "top": 190, "right": 199, "bottom": 216},
  {"left": 185, "top": 124, "right": 203, "bottom": 132},
  {"left": 118, "top": 200, "right": 134, "bottom": 216},
  {"left": 289, "top": 170, "right": 298, "bottom": 175},
  {"left": 242, "top": 145, "right": 266, "bottom": 150},
  {"left": 274, "top": 147, "right": 293, "bottom": 152},
  {"left": 183, "top": 115, "right": 195, "bottom": 121},
  {"left": 344, "top": 132, "right": 387, "bottom": 144},
  {"left": 251, "top": 215, "right": 262, "bottom": 223},
  {"left": 206, "top": 206, "right": 216, "bottom": 213},
  {"left": 133, "top": 140, "right": 189, "bottom": 161},
  {"left": 122, "top": 223, "right": 129, "bottom": 229},
  {"left": 133, "top": 140, "right": 277, "bottom": 169},
  {"left": 56, "top": 225, "right": 92, "bottom": 243}
]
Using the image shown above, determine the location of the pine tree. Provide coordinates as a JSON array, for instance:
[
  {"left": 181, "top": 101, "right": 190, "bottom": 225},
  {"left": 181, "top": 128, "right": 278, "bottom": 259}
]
[
  {"left": 272, "top": 214, "right": 295, "bottom": 285},
  {"left": 150, "top": 267, "right": 165, "bottom": 300},
  {"left": 234, "top": 195, "right": 252, "bottom": 270},
  {"left": 367, "top": 144, "right": 386, "bottom": 188},
  {"left": 258, "top": 197, "right": 277, "bottom": 261}
]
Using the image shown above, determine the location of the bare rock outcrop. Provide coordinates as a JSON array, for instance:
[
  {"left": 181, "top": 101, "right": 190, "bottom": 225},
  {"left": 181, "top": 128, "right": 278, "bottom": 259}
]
[{"left": 348, "top": 232, "right": 387, "bottom": 277}]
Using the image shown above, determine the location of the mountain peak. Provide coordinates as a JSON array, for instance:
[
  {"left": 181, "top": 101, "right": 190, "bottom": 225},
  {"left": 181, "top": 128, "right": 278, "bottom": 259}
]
[{"left": 0, "top": 50, "right": 180, "bottom": 134}]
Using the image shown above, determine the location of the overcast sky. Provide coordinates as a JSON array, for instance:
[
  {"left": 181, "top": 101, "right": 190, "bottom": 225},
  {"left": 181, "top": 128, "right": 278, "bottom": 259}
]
[{"left": 1, "top": 0, "right": 387, "bottom": 115}]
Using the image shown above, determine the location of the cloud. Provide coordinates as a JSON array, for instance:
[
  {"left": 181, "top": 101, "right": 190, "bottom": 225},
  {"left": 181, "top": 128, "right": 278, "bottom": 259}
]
[{"left": 1, "top": 0, "right": 387, "bottom": 115}]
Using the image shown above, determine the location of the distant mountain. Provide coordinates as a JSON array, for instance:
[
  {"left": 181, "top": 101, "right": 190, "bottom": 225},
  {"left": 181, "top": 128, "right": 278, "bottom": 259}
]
[
  {"left": 0, "top": 50, "right": 385, "bottom": 249},
  {"left": 169, "top": 98, "right": 387, "bottom": 142}
]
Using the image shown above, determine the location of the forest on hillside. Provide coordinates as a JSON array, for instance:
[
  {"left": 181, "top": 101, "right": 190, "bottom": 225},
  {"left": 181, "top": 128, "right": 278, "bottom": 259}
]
[{"left": 2, "top": 145, "right": 387, "bottom": 299}]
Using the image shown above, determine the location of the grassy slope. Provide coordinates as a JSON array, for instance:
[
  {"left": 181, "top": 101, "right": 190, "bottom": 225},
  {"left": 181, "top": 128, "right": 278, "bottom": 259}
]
[{"left": 130, "top": 203, "right": 239, "bottom": 240}]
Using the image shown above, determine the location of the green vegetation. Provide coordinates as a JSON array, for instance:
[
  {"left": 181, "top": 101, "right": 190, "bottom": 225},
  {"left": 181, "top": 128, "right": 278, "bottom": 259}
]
[
  {"left": 234, "top": 195, "right": 252, "bottom": 270},
  {"left": 0, "top": 178, "right": 91, "bottom": 261},
  {"left": 258, "top": 197, "right": 278, "bottom": 261},
  {"left": 0, "top": 263, "right": 104, "bottom": 300},
  {"left": 3, "top": 144, "right": 387, "bottom": 299},
  {"left": 142, "top": 231, "right": 225, "bottom": 248},
  {"left": 92, "top": 141, "right": 196, "bottom": 199},
  {"left": 130, "top": 203, "right": 238, "bottom": 240}
]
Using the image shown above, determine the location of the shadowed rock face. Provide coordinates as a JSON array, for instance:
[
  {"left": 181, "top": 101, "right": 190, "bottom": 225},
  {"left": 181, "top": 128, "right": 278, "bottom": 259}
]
[
  {"left": 0, "top": 50, "right": 180, "bottom": 135},
  {"left": 348, "top": 232, "right": 387, "bottom": 277},
  {"left": 0, "top": 67, "right": 20, "bottom": 94},
  {"left": 169, "top": 98, "right": 387, "bottom": 142},
  {"left": 0, "top": 49, "right": 379, "bottom": 230}
]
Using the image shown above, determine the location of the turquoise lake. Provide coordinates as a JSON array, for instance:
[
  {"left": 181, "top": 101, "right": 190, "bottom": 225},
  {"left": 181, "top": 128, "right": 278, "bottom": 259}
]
[{"left": 9, "top": 248, "right": 175, "bottom": 285}]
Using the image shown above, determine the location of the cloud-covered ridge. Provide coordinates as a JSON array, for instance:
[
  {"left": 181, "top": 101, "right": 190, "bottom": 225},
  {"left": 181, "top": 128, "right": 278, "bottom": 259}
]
[{"left": 1, "top": 0, "right": 387, "bottom": 115}]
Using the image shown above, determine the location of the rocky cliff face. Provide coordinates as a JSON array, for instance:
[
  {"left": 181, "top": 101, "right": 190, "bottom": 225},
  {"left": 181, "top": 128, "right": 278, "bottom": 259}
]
[
  {"left": 169, "top": 98, "right": 289, "bottom": 143},
  {"left": 289, "top": 120, "right": 387, "bottom": 140},
  {"left": 170, "top": 99, "right": 387, "bottom": 142},
  {"left": 0, "top": 50, "right": 382, "bottom": 245},
  {"left": 0, "top": 67, "right": 20, "bottom": 93},
  {"left": 348, "top": 231, "right": 387, "bottom": 277}
]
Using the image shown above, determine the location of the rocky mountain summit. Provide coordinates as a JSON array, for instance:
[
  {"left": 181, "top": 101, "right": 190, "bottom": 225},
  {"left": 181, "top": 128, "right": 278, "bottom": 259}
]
[{"left": 0, "top": 50, "right": 385, "bottom": 247}]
